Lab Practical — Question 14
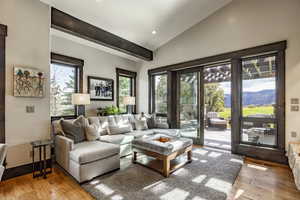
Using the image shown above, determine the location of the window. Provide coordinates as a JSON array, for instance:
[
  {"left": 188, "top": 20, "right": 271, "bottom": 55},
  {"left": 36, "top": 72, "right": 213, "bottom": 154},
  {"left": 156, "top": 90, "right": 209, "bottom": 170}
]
[
  {"left": 50, "top": 53, "right": 83, "bottom": 119},
  {"left": 153, "top": 74, "right": 168, "bottom": 115},
  {"left": 241, "top": 55, "right": 277, "bottom": 147},
  {"left": 116, "top": 68, "right": 137, "bottom": 113}
]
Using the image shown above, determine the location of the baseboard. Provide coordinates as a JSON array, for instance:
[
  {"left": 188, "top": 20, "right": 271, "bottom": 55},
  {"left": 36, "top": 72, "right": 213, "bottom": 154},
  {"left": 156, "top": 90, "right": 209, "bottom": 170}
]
[{"left": 2, "top": 159, "right": 52, "bottom": 180}]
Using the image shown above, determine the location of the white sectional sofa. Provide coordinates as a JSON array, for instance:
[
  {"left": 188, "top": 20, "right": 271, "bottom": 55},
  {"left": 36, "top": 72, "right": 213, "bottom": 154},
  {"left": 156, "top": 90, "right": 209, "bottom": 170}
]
[{"left": 52, "top": 114, "right": 180, "bottom": 183}]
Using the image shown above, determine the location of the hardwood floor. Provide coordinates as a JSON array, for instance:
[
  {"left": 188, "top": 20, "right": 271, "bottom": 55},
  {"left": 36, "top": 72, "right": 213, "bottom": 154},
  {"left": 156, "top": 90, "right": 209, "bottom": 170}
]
[{"left": 1, "top": 154, "right": 300, "bottom": 200}]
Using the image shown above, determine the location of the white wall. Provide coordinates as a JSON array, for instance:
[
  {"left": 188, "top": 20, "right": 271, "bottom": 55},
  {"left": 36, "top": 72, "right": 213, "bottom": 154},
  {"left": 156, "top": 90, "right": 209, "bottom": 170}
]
[
  {"left": 138, "top": 0, "right": 300, "bottom": 147},
  {"left": 0, "top": 0, "right": 139, "bottom": 168},
  {"left": 0, "top": 0, "right": 51, "bottom": 168},
  {"left": 51, "top": 35, "right": 139, "bottom": 116}
]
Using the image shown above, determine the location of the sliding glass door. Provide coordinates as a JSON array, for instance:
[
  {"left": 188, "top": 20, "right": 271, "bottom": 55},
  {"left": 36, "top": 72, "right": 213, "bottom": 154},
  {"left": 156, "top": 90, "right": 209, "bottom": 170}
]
[
  {"left": 179, "top": 72, "right": 200, "bottom": 142},
  {"left": 240, "top": 55, "right": 278, "bottom": 147}
]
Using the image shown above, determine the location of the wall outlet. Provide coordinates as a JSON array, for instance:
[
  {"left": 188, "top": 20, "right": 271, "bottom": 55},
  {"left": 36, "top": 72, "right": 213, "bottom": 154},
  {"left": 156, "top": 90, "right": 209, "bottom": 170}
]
[
  {"left": 26, "top": 106, "right": 35, "bottom": 113},
  {"left": 291, "top": 131, "right": 297, "bottom": 138},
  {"left": 291, "top": 105, "right": 299, "bottom": 112},
  {"left": 291, "top": 98, "right": 299, "bottom": 104}
]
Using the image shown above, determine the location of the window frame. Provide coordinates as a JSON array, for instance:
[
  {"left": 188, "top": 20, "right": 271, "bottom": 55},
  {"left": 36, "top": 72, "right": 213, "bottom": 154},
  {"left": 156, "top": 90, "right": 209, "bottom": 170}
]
[
  {"left": 116, "top": 68, "right": 137, "bottom": 114},
  {"left": 50, "top": 53, "right": 84, "bottom": 121}
]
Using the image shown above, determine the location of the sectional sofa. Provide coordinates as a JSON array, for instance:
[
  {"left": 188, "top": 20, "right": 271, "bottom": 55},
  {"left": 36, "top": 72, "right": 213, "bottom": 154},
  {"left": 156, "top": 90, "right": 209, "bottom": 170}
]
[{"left": 52, "top": 114, "right": 180, "bottom": 183}]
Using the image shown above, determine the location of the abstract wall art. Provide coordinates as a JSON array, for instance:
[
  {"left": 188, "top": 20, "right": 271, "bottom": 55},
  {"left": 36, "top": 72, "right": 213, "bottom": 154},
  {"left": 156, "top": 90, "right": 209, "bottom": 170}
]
[{"left": 13, "top": 67, "right": 45, "bottom": 97}]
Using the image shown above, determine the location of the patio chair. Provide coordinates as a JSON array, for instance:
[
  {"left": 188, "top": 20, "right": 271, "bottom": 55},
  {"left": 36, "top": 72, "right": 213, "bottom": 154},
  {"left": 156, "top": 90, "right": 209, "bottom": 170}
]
[
  {"left": 0, "top": 143, "right": 7, "bottom": 181},
  {"left": 206, "top": 112, "right": 227, "bottom": 130}
]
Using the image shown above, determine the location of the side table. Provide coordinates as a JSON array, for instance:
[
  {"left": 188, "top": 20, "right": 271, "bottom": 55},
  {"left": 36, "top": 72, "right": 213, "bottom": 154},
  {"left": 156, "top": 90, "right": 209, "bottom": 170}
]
[{"left": 30, "top": 139, "right": 53, "bottom": 179}]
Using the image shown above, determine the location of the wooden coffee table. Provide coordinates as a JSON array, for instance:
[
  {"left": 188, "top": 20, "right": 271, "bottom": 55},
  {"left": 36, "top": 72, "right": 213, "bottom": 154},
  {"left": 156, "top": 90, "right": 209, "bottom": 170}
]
[{"left": 132, "top": 134, "right": 193, "bottom": 177}]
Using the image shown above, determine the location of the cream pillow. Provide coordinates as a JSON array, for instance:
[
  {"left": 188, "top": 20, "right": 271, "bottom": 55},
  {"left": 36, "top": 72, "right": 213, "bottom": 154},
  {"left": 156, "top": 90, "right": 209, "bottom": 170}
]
[
  {"left": 135, "top": 119, "right": 148, "bottom": 131},
  {"left": 85, "top": 124, "right": 101, "bottom": 141}
]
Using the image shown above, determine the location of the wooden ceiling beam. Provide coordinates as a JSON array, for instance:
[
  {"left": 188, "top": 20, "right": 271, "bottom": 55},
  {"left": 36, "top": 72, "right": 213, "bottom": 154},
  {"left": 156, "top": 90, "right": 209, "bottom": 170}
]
[{"left": 51, "top": 8, "right": 153, "bottom": 61}]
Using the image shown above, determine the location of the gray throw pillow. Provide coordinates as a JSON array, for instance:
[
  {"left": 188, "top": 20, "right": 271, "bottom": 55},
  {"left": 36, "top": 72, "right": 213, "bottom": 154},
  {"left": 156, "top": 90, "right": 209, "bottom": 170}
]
[
  {"left": 61, "top": 116, "right": 87, "bottom": 143},
  {"left": 135, "top": 119, "right": 148, "bottom": 130},
  {"left": 108, "top": 124, "right": 132, "bottom": 135}
]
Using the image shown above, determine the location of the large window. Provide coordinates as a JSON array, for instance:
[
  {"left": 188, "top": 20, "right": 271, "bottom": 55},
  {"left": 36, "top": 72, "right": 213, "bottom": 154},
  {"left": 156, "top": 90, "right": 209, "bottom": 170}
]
[
  {"left": 154, "top": 74, "right": 168, "bottom": 115},
  {"left": 116, "top": 68, "right": 137, "bottom": 114},
  {"left": 50, "top": 53, "right": 83, "bottom": 119},
  {"left": 241, "top": 55, "right": 277, "bottom": 147}
]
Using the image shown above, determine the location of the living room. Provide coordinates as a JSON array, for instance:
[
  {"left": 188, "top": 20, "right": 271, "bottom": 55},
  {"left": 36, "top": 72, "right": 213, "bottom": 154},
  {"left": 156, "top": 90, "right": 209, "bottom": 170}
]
[{"left": 0, "top": 0, "right": 300, "bottom": 199}]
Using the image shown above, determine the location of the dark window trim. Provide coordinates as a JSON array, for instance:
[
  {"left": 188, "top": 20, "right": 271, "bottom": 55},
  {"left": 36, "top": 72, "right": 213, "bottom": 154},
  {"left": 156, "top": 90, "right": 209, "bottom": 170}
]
[
  {"left": 50, "top": 53, "right": 84, "bottom": 121},
  {"left": 116, "top": 68, "right": 137, "bottom": 114},
  {"left": 148, "top": 41, "right": 287, "bottom": 164},
  {"left": 148, "top": 41, "right": 286, "bottom": 75},
  {"left": 0, "top": 24, "right": 7, "bottom": 143}
]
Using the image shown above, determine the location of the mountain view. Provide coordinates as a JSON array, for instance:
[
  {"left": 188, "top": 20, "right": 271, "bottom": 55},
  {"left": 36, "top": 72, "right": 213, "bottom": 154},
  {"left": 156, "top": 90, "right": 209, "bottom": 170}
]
[{"left": 224, "top": 89, "right": 275, "bottom": 107}]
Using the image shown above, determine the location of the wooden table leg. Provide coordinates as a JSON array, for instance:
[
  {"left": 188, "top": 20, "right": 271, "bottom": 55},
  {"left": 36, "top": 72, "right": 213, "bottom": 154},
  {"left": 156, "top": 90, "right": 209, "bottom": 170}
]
[
  {"left": 187, "top": 150, "right": 192, "bottom": 163},
  {"left": 163, "top": 156, "right": 170, "bottom": 177},
  {"left": 133, "top": 151, "right": 137, "bottom": 163}
]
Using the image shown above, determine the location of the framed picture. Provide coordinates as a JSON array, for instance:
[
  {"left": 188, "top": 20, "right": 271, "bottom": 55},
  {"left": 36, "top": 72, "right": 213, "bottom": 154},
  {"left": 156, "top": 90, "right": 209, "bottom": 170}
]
[
  {"left": 88, "top": 76, "right": 114, "bottom": 101},
  {"left": 13, "top": 67, "right": 45, "bottom": 98}
]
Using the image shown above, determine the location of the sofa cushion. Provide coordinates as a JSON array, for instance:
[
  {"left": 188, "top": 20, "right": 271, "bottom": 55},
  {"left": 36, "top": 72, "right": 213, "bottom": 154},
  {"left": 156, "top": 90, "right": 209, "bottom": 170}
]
[
  {"left": 61, "top": 116, "right": 87, "bottom": 143},
  {"left": 152, "top": 129, "right": 181, "bottom": 137},
  {"left": 85, "top": 124, "right": 101, "bottom": 141},
  {"left": 52, "top": 118, "right": 65, "bottom": 136},
  {"left": 70, "top": 141, "right": 119, "bottom": 164},
  {"left": 100, "top": 134, "right": 134, "bottom": 145},
  {"left": 126, "top": 130, "right": 154, "bottom": 138},
  {"left": 108, "top": 124, "right": 132, "bottom": 135},
  {"left": 135, "top": 119, "right": 148, "bottom": 131}
]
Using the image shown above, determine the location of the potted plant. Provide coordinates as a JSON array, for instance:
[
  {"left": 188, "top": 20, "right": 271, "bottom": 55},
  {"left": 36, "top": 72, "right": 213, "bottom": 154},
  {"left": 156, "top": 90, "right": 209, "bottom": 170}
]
[{"left": 97, "top": 105, "right": 120, "bottom": 116}]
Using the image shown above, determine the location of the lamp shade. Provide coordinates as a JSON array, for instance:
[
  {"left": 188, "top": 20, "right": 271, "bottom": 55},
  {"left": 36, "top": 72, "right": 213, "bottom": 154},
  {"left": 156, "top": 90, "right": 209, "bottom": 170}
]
[
  {"left": 72, "top": 93, "right": 91, "bottom": 105},
  {"left": 123, "top": 96, "right": 135, "bottom": 105}
]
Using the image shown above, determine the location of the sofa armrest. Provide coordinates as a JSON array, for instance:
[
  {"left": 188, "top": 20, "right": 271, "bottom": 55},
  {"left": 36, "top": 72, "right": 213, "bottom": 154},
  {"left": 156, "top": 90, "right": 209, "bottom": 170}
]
[{"left": 55, "top": 135, "right": 74, "bottom": 172}]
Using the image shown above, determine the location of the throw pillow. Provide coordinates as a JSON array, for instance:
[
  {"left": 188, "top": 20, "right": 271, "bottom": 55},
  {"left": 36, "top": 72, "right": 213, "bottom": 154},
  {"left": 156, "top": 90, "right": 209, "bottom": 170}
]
[
  {"left": 146, "top": 115, "right": 156, "bottom": 129},
  {"left": 108, "top": 124, "right": 133, "bottom": 135},
  {"left": 61, "top": 116, "right": 87, "bottom": 143},
  {"left": 52, "top": 118, "right": 65, "bottom": 136},
  {"left": 135, "top": 119, "right": 148, "bottom": 131},
  {"left": 85, "top": 124, "right": 100, "bottom": 141}
]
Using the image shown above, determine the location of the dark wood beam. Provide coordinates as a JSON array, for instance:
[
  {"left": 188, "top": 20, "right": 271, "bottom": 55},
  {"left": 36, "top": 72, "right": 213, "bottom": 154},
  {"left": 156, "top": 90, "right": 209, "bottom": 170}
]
[
  {"left": 0, "top": 24, "right": 7, "bottom": 143},
  {"left": 148, "top": 41, "right": 287, "bottom": 74},
  {"left": 51, "top": 8, "right": 153, "bottom": 61}
]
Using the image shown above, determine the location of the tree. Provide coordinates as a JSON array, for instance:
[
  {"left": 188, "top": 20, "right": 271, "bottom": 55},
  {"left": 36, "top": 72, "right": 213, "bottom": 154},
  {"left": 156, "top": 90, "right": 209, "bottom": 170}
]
[
  {"left": 155, "top": 75, "right": 167, "bottom": 113},
  {"left": 205, "top": 83, "right": 225, "bottom": 113},
  {"left": 50, "top": 66, "right": 64, "bottom": 116}
]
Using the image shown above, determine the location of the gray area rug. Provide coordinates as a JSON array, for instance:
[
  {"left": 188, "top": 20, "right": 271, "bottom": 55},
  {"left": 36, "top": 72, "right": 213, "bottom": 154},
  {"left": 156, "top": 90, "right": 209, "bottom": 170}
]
[{"left": 82, "top": 147, "right": 243, "bottom": 200}]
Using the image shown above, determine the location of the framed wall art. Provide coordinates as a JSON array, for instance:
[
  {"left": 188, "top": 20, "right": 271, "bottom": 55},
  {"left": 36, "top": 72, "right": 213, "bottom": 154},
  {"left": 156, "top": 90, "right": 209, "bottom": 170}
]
[
  {"left": 13, "top": 67, "right": 45, "bottom": 98},
  {"left": 88, "top": 76, "right": 114, "bottom": 101}
]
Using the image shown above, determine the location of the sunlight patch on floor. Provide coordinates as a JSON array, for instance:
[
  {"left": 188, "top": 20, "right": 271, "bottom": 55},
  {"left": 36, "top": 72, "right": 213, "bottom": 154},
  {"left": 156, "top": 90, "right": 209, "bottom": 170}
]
[
  {"left": 193, "top": 149, "right": 208, "bottom": 155},
  {"left": 208, "top": 152, "right": 222, "bottom": 158},
  {"left": 234, "top": 189, "right": 244, "bottom": 199},
  {"left": 192, "top": 175, "right": 207, "bottom": 184},
  {"left": 95, "top": 184, "right": 114, "bottom": 196},
  {"left": 230, "top": 158, "right": 243, "bottom": 164},
  {"left": 205, "top": 178, "right": 232, "bottom": 193},
  {"left": 90, "top": 180, "right": 101, "bottom": 185},
  {"left": 160, "top": 188, "right": 189, "bottom": 200},
  {"left": 200, "top": 160, "right": 208, "bottom": 163},
  {"left": 144, "top": 181, "right": 170, "bottom": 194},
  {"left": 173, "top": 168, "right": 189, "bottom": 176},
  {"left": 111, "top": 194, "right": 124, "bottom": 200},
  {"left": 247, "top": 164, "right": 268, "bottom": 171}
]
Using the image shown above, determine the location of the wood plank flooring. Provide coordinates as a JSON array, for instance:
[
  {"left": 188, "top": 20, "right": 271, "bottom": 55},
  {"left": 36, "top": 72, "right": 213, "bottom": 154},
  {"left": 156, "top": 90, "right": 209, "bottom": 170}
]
[{"left": 1, "top": 153, "right": 300, "bottom": 200}]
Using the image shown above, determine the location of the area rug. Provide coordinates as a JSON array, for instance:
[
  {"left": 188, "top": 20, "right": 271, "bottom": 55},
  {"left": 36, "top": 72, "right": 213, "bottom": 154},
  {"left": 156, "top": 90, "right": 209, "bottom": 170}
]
[{"left": 82, "top": 147, "right": 243, "bottom": 200}]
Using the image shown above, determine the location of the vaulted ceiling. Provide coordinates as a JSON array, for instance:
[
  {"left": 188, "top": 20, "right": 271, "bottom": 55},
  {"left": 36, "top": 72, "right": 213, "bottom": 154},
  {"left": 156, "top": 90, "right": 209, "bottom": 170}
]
[{"left": 42, "top": 0, "right": 232, "bottom": 60}]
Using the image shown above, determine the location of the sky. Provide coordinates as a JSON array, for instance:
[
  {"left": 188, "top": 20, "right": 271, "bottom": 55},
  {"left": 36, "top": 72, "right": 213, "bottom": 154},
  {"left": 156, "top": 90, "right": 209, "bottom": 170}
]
[{"left": 220, "top": 77, "right": 276, "bottom": 94}]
